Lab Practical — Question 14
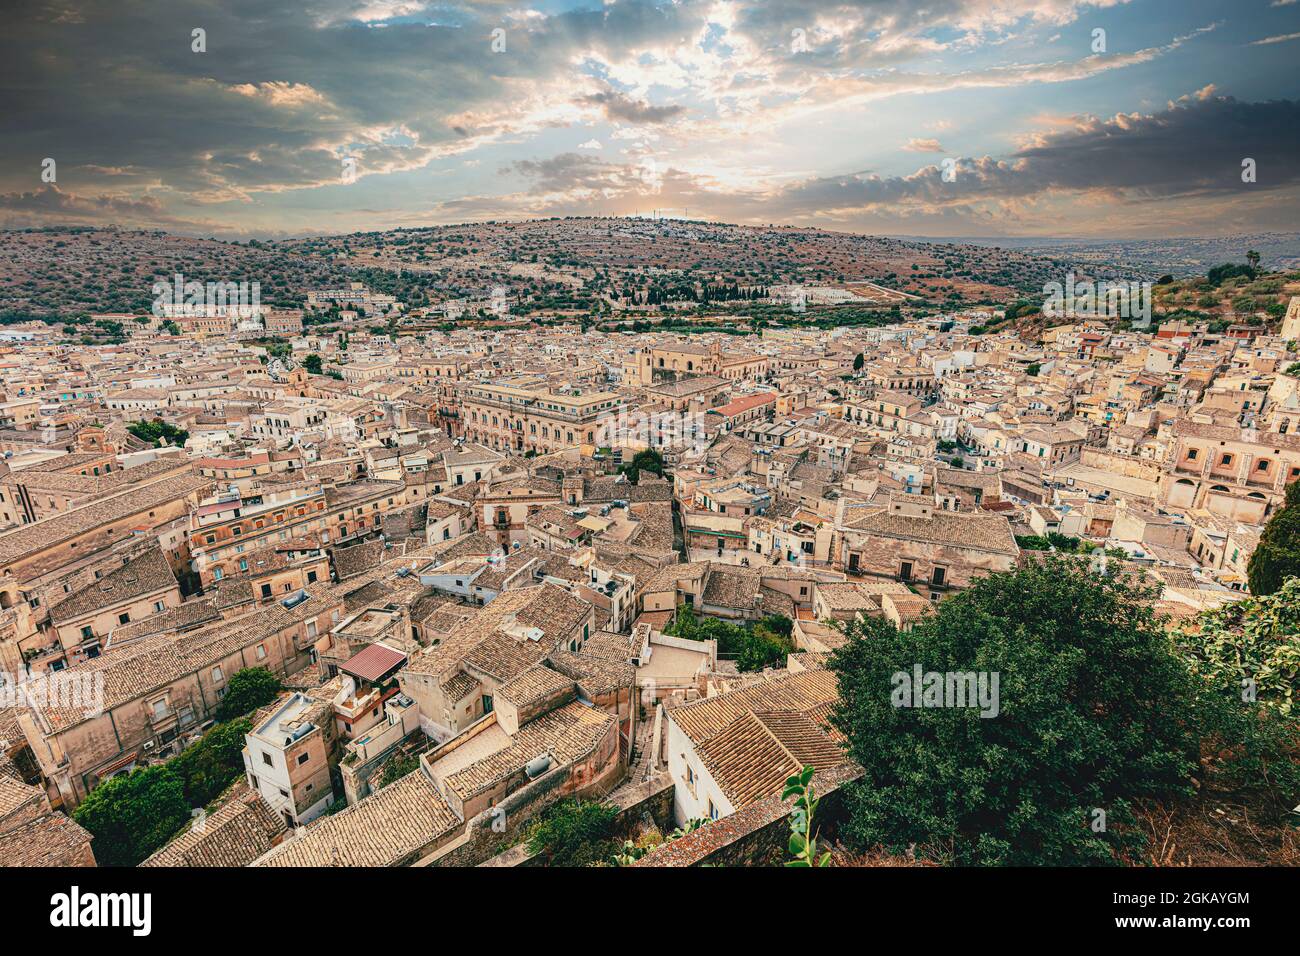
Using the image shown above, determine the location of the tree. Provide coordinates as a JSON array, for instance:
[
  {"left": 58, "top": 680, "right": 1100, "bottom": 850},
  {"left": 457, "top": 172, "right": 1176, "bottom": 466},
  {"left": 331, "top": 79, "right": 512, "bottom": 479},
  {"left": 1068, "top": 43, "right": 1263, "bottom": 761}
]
[
  {"left": 829, "top": 557, "right": 1204, "bottom": 865},
  {"left": 127, "top": 418, "right": 188, "bottom": 448},
  {"left": 1246, "top": 249, "right": 1261, "bottom": 271},
  {"left": 1247, "top": 480, "right": 1300, "bottom": 596},
  {"left": 171, "top": 718, "right": 254, "bottom": 806},
  {"left": 73, "top": 715, "right": 257, "bottom": 865},
  {"left": 214, "top": 667, "right": 283, "bottom": 722},
  {"left": 303, "top": 353, "right": 324, "bottom": 375},
  {"left": 73, "top": 766, "right": 189, "bottom": 867},
  {"left": 852, "top": 352, "right": 864, "bottom": 372},
  {"left": 618, "top": 447, "right": 665, "bottom": 483}
]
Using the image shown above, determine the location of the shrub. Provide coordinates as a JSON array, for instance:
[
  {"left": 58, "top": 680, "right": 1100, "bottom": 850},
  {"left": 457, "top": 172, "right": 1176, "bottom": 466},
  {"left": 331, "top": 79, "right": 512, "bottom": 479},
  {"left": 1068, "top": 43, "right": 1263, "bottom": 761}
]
[{"left": 527, "top": 799, "right": 619, "bottom": 866}]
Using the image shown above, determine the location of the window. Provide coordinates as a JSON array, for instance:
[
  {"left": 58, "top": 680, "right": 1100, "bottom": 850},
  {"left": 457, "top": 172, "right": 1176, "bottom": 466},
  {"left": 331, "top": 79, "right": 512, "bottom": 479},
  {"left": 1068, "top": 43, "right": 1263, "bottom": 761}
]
[
  {"left": 153, "top": 600, "right": 165, "bottom": 613},
  {"left": 212, "top": 666, "right": 225, "bottom": 683},
  {"left": 262, "top": 752, "right": 273, "bottom": 767},
  {"left": 213, "top": 567, "right": 223, "bottom": 581},
  {"left": 1186, "top": 449, "right": 1198, "bottom": 460},
  {"left": 708, "top": 799, "right": 719, "bottom": 821},
  {"left": 931, "top": 567, "right": 947, "bottom": 587},
  {"left": 151, "top": 697, "right": 169, "bottom": 720},
  {"left": 297, "top": 752, "right": 310, "bottom": 766},
  {"left": 1221, "top": 453, "right": 1233, "bottom": 466},
  {"left": 80, "top": 625, "right": 94, "bottom": 640},
  {"left": 900, "top": 561, "right": 913, "bottom": 581},
  {"left": 256, "top": 644, "right": 267, "bottom": 660},
  {"left": 261, "top": 583, "right": 273, "bottom": 598}
]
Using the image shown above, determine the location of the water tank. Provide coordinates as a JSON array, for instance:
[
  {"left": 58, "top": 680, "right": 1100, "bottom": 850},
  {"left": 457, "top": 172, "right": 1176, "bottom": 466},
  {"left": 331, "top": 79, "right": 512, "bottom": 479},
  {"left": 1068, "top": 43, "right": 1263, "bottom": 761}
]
[{"left": 524, "top": 754, "right": 551, "bottom": 779}]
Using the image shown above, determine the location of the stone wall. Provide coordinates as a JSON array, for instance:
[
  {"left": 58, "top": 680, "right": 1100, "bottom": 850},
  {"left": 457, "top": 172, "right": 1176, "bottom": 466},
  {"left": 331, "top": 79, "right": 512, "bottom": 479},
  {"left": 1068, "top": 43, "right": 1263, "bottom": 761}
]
[
  {"left": 630, "top": 764, "right": 861, "bottom": 867},
  {"left": 416, "top": 755, "right": 672, "bottom": 868}
]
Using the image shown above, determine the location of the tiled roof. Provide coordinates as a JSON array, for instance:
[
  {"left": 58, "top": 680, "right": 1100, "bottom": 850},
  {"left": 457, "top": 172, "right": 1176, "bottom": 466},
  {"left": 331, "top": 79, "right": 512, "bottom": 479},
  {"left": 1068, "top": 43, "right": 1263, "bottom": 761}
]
[
  {"left": 141, "top": 786, "right": 288, "bottom": 867},
  {"left": 441, "top": 700, "right": 613, "bottom": 802},
  {"left": 255, "top": 769, "right": 459, "bottom": 867},
  {"left": 843, "top": 510, "right": 1019, "bottom": 555},
  {"left": 340, "top": 643, "right": 408, "bottom": 683},
  {"left": 48, "top": 546, "right": 177, "bottom": 623},
  {"left": 0, "top": 813, "right": 94, "bottom": 866}
]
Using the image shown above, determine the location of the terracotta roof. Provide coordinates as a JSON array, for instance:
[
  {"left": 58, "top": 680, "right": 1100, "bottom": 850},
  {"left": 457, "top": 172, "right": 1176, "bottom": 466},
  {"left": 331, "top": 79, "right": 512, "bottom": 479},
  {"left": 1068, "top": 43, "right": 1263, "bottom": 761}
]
[
  {"left": 340, "top": 643, "right": 408, "bottom": 683},
  {"left": 0, "top": 813, "right": 94, "bottom": 866},
  {"left": 255, "top": 769, "right": 459, "bottom": 867},
  {"left": 141, "top": 786, "right": 288, "bottom": 867}
]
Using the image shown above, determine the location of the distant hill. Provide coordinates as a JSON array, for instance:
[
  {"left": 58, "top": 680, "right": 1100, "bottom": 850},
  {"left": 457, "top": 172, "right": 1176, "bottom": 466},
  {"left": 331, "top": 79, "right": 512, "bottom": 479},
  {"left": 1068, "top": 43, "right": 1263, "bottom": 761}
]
[
  {"left": 914, "top": 233, "right": 1300, "bottom": 276},
  {"left": 2, "top": 218, "right": 1242, "bottom": 321}
]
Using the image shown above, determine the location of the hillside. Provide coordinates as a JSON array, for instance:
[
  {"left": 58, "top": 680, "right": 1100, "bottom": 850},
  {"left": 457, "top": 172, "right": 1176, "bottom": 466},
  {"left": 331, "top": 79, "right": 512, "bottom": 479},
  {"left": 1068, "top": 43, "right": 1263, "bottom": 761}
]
[{"left": 0, "top": 219, "right": 1124, "bottom": 320}]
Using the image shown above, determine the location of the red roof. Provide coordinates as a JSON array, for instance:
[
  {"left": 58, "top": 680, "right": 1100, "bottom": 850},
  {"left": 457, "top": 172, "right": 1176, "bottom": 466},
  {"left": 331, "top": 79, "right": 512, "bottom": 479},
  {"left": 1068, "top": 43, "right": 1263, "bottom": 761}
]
[{"left": 340, "top": 643, "right": 407, "bottom": 683}]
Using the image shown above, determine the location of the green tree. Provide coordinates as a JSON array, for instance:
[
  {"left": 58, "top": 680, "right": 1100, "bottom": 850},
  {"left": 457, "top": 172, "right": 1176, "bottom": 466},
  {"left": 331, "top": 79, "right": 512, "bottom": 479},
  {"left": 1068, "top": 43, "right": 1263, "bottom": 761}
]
[
  {"left": 1247, "top": 481, "right": 1300, "bottom": 596},
  {"left": 127, "top": 419, "right": 188, "bottom": 448},
  {"left": 72, "top": 766, "right": 189, "bottom": 867},
  {"left": 303, "top": 353, "right": 324, "bottom": 375},
  {"left": 214, "top": 667, "right": 283, "bottom": 722},
  {"left": 852, "top": 352, "right": 864, "bottom": 372},
  {"left": 172, "top": 718, "right": 254, "bottom": 806},
  {"left": 829, "top": 557, "right": 1204, "bottom": 865},
  {"left": 618, "top": 447, "right": 665, "bottom": 483}
]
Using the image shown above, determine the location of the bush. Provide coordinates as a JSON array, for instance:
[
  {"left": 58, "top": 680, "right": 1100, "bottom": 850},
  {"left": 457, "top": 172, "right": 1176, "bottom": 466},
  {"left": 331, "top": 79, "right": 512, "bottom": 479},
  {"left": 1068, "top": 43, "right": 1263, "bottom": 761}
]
[
  {"left": 378, "top": 752, "right": 420, "bottom": 789},
  {"left": 527, "top": 799, "right": 619, "bottom": 866},
  {"left": 666, "top": 604, "right": 794, "bottom": 671},
  {"left": 214, "top": 667, "right": 283, "bottom": 722}
]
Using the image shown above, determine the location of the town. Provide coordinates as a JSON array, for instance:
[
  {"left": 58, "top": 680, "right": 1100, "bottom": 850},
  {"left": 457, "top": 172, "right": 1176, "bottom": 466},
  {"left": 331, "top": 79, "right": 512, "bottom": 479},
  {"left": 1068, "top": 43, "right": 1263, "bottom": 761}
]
[{"left": 0, "top": 224, "right": 1296, "bottom": 870}]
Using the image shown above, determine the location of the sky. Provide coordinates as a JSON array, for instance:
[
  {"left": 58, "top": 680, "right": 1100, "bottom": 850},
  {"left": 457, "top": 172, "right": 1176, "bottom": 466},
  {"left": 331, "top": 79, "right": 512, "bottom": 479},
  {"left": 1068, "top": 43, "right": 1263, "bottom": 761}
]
[{"left": 1, "top": 0, "right": 1298, "bottom": 239}]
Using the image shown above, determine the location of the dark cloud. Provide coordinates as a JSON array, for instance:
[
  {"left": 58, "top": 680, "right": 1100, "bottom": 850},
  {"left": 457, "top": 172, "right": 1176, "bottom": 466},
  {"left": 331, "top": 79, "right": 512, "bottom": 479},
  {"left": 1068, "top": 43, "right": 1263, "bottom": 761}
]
[
  {"left": 578, "top": 89, "right": 684, "bottom": 124},
  {"left": 767, "top": 95, "right": 1300, "bottom": 215}
]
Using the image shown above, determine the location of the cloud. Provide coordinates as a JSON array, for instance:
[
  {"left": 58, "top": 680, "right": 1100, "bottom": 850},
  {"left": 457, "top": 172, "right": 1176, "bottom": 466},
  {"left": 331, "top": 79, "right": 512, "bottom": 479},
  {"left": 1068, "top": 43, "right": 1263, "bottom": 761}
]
[
  {"left": 0, "top": 185, "right": 220, "bottom": 231},
  {"left": 1250, "top": 32, "right": 1300, "bottom": 45},
  {"left": 496, "top": 93, "right": 1300, "bottom": 235},
  {"left": 0, "top": 0, "right": 1284, "bottom": 236},
  {"left": 577, "top": 88, "right": 685, "bottom": 125}
]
